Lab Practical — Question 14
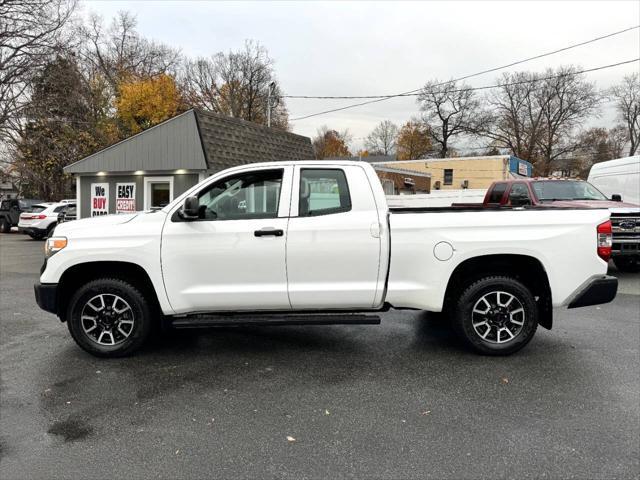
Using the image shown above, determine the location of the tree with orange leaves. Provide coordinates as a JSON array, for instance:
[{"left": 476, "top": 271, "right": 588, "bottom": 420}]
[
  {"left": 312, "top": 126, "right": 351, "bottom": 159},
  {"left": 116, "top": 74, "right": 183, "bottom": 134},
  {"left": 396, "top": 119, "right": 432, "bottom": 160}
]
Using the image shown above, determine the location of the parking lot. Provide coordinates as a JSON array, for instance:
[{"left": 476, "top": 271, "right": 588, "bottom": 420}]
[{"left": 0, "top": 232, "right": 638, "bottom": 479}]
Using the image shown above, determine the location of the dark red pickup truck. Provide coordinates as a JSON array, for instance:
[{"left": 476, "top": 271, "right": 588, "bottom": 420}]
[{"left": 454, "top": 178, "right": 640, "bottom": 272}]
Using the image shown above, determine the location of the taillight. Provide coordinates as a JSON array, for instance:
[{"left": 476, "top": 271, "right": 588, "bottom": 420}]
[
  {"left": 34, "top": 214, "right": 46, "bottom": 219},
  {"left": 597, "top": 220, "right": 612, "bottom": 262}
]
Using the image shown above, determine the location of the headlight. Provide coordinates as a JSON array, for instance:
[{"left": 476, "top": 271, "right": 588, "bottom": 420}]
[{"left": 44, "top": 236, "right": 67, "bottom": 258}]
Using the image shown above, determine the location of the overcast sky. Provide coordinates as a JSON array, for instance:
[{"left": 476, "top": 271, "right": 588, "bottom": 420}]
[{"left": 83, "top": 1, "right": 639, "bottom": 150}]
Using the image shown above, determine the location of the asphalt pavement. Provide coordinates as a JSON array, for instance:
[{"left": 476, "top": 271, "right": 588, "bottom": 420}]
[{"left": 0, "top": 233, "right": 638, "bottom": 479}]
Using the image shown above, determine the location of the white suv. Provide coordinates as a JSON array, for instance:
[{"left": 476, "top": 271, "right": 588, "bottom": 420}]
[{"left": 18, "top": 202, "right": 74, "bottom": 240}]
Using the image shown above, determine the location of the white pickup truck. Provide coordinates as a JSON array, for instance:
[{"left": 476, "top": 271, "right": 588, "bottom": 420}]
[{"left": 35, "top": 161, "right": 618, "bottom": 357}]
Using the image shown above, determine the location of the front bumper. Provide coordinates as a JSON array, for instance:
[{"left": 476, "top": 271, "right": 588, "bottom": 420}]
[
  {"left": 568, "top": 275, "right": 618, "bottom": 309},
  {"left": 34, "top": 282, "right": 58, "bottom": 315},
  {"left": 612, "top": 241, "right": 639, "bottom": 256}
]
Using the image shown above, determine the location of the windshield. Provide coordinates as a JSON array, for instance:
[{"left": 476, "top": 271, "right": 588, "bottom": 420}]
[
  {"left": 532, "top": 180, "right": 608, "bottom": 201},
  {"left": 18, "top": 199, "right": 44, "bottom": 211},
  {"left": 29, "top": 205, "right": 47, "bottom": 213}
]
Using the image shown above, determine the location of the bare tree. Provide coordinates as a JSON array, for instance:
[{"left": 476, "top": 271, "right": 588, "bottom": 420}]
[
  {"left": 0, "top": 0, "right": 76, "bottom": 142},
  {"left": 572, "top": 127, "right": 626, "bottom": 177},
  {"left": 78, "top": 11, "right": 181, "bottom": 93},
  {"left": 610, "top": 73, "right": 640, "bottom": 156},
  {"left": 365, "top": 120, "right": 398, "bottom": 155},
  {"left": 607, "top": 124, "right": 628, "bottom": 159},
  {"left": 418, "top": 79, "right": 483, "bottom": 157},
  {"left": 481, "top": 71, "right": 546, "bottom": 163},
  {"left": 534, "top": 66, "right": 600, "bottom": 175},
  {"left": 181, "top": 40, "right": 289, "bottom": 130},
  {"left": 481, "top": 67, "right": 601, "bottom": 174}
]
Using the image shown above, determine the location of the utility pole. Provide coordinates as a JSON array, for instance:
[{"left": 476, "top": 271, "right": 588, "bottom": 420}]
[{"left": 267, "top": 81, "right": 276, "bottom": 128}]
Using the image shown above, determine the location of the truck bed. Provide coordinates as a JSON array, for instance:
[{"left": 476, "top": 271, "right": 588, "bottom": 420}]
[{"left": 389, "top": 205, "right": 597, "bottom": 213}]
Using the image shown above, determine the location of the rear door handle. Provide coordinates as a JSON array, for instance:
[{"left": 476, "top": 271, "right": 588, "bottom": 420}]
[{"left": 254, "top": 227, "right": 284, "bottom": 237}]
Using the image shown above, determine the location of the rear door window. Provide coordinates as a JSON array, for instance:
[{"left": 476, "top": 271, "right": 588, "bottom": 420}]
[
  {"left": 299, "top": 169, "right": 351, "bottom": 217},
  {"left": 487, "top": 183, "right": 507, "bottom": 204},
  {"left": 507, "top": 183, "right": 532, "bottom": 206}
]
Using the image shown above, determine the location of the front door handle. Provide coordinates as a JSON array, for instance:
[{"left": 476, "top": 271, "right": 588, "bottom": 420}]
[{"left": 254, "top": 227, "right": 284, "bottom": 237}]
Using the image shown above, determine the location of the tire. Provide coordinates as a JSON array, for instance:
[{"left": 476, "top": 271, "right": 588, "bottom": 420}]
[
  {"left": 46, "top": 223, "right": 56, "bottom": 238},
  {"left": 613, "top": 256, "right": 640, "bottom": 273},
  {"left": 0, "top": 218, "right": 10, "bottom": 233},
  {"left": 66, "top": 278, "right": 153, "bottom": 357},
  {"left": 452, "top": 275, "right": 538, "bottom": 356}
]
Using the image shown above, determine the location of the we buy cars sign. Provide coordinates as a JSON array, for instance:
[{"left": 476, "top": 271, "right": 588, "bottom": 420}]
[
  {"left": 91, "top": 183, "right": 109, "bottom": 216},
  {"left": 116, "top": 183, "right": 136, "bottom": 214}
]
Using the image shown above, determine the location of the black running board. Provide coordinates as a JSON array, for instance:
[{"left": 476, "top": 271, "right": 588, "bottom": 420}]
[{"left": 171, "top": 313, "right": 381, "bottom": 329}]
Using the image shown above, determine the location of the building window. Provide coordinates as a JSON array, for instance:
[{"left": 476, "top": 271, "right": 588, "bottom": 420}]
[
  {"left": 144, "top": 177, "right": 174, "bottom": 210},
  {"left": 443, "top": 169, "right": 453, "bottom": 185},
  {"left": 381, "top": 179, "right": 396, "bottom": 195}
]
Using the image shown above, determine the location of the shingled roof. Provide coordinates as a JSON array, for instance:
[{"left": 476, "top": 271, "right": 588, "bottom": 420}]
[
  {"left": 64, "top": 109, "right": 314, "bottom": 174},
  {"left": 195, "top": 109, "right": 314, "bottom": 170}
]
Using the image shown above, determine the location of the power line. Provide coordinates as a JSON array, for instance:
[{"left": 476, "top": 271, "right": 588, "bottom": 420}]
[
  {"left": 287, "top": 25, "right": 639, "bottom": 121},
  {"left": 285, "top": 24, "right": 639, "bottom": 100},
  {"left": 290, "top": 58, "right": 639, "bottom": 121}
]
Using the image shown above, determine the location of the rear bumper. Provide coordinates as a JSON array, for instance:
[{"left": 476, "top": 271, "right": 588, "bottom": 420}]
[
  {"left": 19, "top": 226, "right": 47, "bottom": 236},
  {"left": 34, "top": 282, "right": 58, "bottom": 315},
  {"left": 568, "top": 275, "right": 618, "bottom": 309}
]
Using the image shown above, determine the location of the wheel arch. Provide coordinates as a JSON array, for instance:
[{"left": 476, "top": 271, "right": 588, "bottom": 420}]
[
  {"left": 444, "top": 254, "right": 553, "bottom": 329},
  {"left": 56, "top": 261, "right": 162, "bottom": 322}
]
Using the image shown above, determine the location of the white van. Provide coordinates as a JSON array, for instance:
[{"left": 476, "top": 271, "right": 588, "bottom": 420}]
[{"left": 588, "top": 156, "right": 640, "bottom": 206}]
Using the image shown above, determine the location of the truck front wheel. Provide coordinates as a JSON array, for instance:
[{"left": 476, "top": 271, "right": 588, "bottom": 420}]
[
  {"left": 453, "top": 276, "right": 538, "bottom": 355},
  {"left": 66, "top": 278, "right": 152, "bottom": 357}
]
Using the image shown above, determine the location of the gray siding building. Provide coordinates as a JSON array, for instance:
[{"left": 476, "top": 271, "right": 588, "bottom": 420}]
[{"left": 64, "top": 109, "right": 314, "bottom": 218}]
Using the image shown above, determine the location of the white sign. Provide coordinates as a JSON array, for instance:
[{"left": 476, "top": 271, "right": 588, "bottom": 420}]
[
  {"left": 518, "top": 161, "right": 528, "bottom": 176},
  {"left": 91, "top": 183, "right": 109, "bottom": 216},
  {"left": 116, "top": 183, "right": 136, "bottom": 214}
]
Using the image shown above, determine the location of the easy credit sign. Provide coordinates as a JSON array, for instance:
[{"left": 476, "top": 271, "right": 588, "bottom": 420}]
[
  {"left": 116, "top": 183, "right": 136, "bottom": 214},
  {"left": 90, "top": 183, "right": 109, "bottom": 216}
]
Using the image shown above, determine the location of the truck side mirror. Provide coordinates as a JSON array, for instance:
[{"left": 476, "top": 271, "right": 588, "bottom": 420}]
[
  {"left": 611, "top": 194, "right": 622, "bottom": 202},
  {"left": 181, "top": 196, "right": 200, "bottom": 219}
]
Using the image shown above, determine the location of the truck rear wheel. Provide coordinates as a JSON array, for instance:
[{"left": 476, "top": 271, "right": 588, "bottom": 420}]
[
  {"left": 453, "top": 276, "right": 538, "bottom": 355},
  {"left": 66, "top": 278, "right": 152, "bottom": 357},
  {"left": 0, "top": 218, "right": 10, "bottom": 233}
]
